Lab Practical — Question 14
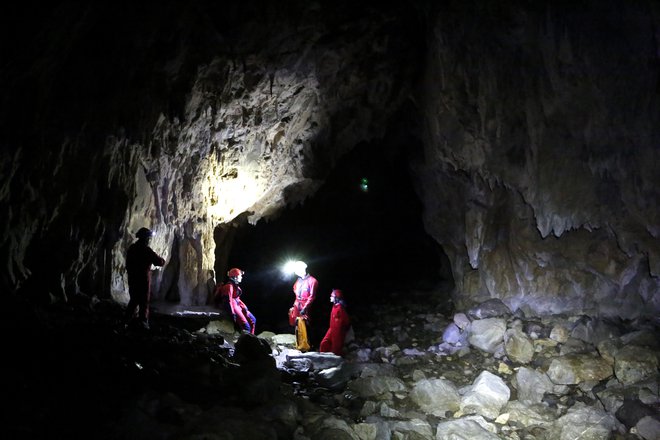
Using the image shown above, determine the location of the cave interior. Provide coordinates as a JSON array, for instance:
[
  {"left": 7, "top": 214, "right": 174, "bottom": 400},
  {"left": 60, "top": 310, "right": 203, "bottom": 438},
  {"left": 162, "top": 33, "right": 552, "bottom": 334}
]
[{"left": 2, "top": 1, "right": 660, "bottom": 439}]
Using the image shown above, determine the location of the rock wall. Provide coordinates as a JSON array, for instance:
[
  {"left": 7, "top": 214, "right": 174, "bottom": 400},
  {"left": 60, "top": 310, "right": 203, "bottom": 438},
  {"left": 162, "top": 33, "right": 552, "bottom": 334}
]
[
  {"left": 1, "top": 2, "right": 422, "bottom": 305},
  {"left": 1, "top": 1, "right": 658, "bottom": 318},
  {"left": 417, "top": 1, "right": 660, "bottom": 318}
]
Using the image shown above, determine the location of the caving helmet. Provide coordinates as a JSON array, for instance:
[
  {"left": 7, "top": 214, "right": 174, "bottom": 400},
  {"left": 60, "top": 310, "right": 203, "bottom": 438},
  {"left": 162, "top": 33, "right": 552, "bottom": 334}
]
[
  {"left": 136, "top": 227, "right": 153, "bottom": 240},
  {"left": 331, "top": 289, "right": 343, "bottom": 299},
  {"left": 293, "top": 260, "right": 307, "bottom": 277},
  {"left": 227, "top": 268, "right": 244, "bottom": 279}
]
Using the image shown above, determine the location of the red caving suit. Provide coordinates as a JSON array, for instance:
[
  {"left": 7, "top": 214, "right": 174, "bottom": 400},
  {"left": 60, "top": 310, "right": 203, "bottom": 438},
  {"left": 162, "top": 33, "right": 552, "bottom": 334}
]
[
  {"left": 320, "top": 300, "right": 351, "bottom": 356},
  {"left": 289, "top": 274, "right": 318, "bottom": 325},
  {"left": 216, "top": 281, "right": 256, "bottom": 334}
]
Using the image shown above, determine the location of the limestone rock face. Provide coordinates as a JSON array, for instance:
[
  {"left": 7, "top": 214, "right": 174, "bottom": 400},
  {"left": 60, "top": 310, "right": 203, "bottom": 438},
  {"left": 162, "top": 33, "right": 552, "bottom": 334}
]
[
  {"left": 416, "top": 2, "right": 660, "bottom": 318},
  {"left": 514, "top": 367, "right": 554, "bottom": 404},
  {"left": 547, "top": 403, "right": 618, "bottom": 440},
  {"left": 1, "top": 2, "right": 421, "bottom": 305},
  {"left": 547, "top": 353, "right": 613, "bottom": 385},
  {"left": 503, "top": 328, "right": 534, "bottom": 364},
  {"left": 1, "top": 1, "right": 659, "bottom": 321},
  {"left": 410, "top": 378, "right": 461, "bottom": 416},
  {"left": 468, "top": 318, "right": 507, "bottom": 354},
  {"left": 459, "top": 370, "right": 511, "bottom": 419},
  {"left": 613, "top": 346, "right": 659, "bottom": 386}
]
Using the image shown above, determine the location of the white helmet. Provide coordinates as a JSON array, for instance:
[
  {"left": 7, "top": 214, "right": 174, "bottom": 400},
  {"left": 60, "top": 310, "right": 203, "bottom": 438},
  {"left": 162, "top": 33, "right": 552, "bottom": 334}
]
[{"left": 293, "top": 260, "right": 307, "bottom": 276}]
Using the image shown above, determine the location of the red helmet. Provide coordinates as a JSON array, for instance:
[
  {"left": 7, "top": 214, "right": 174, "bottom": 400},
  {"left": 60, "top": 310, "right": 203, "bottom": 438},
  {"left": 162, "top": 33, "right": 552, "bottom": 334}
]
[
  {"left": 331, "top": 289, "right": 343, "bottom": 299},
  {"left": 227, "top": 268, "right": 244, "bottom": 278}
]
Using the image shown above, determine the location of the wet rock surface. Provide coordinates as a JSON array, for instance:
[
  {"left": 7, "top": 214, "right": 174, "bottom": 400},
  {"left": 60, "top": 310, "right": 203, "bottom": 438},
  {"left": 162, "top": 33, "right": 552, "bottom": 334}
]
[{"left": 5, "top": 291, "right": 659, "bottom": 439}]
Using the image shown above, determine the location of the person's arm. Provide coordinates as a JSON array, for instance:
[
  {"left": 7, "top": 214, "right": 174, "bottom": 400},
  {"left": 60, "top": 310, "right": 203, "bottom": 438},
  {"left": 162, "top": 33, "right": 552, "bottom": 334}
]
[
  {"left": 227, "top": 286, "right": 243, "bottom": 317},
  {"left": 237, "top": 298, "right": 248, "bottom": 312},
  {"left": 149, "top": 248, "right": 165, "bottom": 267}
]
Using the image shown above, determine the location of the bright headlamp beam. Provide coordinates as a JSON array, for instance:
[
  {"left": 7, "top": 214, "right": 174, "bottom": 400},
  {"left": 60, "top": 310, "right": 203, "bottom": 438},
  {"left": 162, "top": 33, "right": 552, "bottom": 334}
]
[
  {"left": 282, "top": 260, "right": 298, "bottom": 276},
  {"left": 281, "top": 260, "right": 307, "bottom": 276}
]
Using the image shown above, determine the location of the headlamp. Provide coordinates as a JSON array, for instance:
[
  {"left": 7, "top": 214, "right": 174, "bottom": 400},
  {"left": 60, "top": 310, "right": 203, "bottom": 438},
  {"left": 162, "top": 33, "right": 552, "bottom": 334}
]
[
  {"left": 282, "top": 260, "right": 298, "bottom": 275},
  {"left": 281, "top": 260, "right": 307, "bottom": 276}
]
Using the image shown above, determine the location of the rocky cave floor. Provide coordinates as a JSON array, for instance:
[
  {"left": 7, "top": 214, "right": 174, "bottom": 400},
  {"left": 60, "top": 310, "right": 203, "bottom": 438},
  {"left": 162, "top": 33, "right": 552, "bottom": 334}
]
[{"left": 3, "top": 288, "right": 659, "bottom": 440}]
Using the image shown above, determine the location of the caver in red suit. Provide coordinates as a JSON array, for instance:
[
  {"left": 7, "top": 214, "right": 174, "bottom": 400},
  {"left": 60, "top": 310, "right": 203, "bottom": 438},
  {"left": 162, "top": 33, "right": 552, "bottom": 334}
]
[
  {"left": 215, "top": 268, "right": 256, "bottom": 334},
  {"left": 320, "top": 289, "right": 351, "bottom": 356},
  {"left": 289, "top": 261, "right": 318, "bottom": 326},
  {"left": 125, "top": 228, "right": 165, "bottom": 328}
]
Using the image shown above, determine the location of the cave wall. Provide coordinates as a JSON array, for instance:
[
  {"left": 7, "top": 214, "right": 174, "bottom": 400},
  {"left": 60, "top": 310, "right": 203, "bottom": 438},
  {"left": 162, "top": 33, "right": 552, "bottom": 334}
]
[
  {"left": 2, "top": 1, "right": 658, "bottom": 318},
  {"left": 1, "top": 1, "right": 422, "bottom": 305},
  {"left": 416, "top": 1, "right": 660, "bottom": 318}
]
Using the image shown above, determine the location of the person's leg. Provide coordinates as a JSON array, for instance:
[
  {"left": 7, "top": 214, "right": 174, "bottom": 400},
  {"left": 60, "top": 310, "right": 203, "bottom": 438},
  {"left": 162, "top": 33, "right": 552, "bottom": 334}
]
[
  {"left": 319, "top": 328, "right": 333, "bottom": 353},
  {"left": 124, "top": 295, "right": 138, "bottom": 325},
  {"left": 246, "top": 311, "right": 256, "bottom": 334},
  {"left": 330, "top": 329, "right": 346, "bottom": 356},
  {"left": 137, "top": 288, "right": 149, "bottom": 324},
  {"left": 234, "top": 308, "right": 251, "bottom": 332},
  {"left": 142, "top": 288, "right": 152, "bottom": 324}
]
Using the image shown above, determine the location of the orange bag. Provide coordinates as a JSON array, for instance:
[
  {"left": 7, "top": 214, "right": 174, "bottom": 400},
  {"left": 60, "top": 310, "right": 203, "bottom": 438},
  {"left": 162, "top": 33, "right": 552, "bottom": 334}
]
[{"left": 295, "top": 317, "right": 310, "bottom": 352}]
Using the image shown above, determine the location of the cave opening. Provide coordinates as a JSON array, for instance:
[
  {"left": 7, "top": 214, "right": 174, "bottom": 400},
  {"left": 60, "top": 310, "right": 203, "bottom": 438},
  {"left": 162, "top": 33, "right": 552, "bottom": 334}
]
[{"left": 217, "top": 138, "right": 453, "bottom": 334}]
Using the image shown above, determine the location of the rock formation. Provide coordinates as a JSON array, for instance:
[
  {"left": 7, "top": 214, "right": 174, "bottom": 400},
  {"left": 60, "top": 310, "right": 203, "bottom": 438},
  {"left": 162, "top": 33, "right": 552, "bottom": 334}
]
[
  {"left": 2, "top": 1, "right": 425, "bottom": 309},
  {"left": 3, "top": 1, "right": 658, "bottom": 320},
  {"left": 417, "top": 1, "right": 660, "bottom": 318}
]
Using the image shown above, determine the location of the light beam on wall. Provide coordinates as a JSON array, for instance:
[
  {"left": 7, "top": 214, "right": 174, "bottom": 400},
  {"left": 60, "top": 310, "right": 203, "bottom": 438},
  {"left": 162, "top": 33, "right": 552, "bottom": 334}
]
[{"left": 204, "top": 164, "right": 261, "bottom": 222}]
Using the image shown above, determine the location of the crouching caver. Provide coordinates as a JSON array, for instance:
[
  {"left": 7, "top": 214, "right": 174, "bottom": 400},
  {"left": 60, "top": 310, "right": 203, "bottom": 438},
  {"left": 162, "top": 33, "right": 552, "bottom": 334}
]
[{"left": 214, "top": 268, "right": 256, "bottom": 334}]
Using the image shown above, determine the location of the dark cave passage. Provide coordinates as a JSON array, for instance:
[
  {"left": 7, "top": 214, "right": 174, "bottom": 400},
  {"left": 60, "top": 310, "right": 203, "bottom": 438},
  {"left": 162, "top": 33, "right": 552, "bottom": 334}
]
[{"left": 219, "top": 140, "right": 453, "bottom": 334}]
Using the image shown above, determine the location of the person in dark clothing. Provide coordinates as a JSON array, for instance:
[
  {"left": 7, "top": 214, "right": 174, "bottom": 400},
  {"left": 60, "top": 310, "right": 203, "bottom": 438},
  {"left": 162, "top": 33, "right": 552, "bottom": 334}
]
[
  {"left": 206, "top": 269, "right": 217, "bottom": 304},
  {"left": 214, "top": 268, "right": 256, "bottom": 334},
  {"left": 124, "top": 227, "right": 165, "bottom": 329}
]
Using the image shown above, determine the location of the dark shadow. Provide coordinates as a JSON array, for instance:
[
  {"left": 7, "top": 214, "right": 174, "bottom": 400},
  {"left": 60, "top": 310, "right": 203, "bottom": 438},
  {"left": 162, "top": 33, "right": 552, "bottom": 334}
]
[{"left": 223, "top": 137, "right": 452, "bottom": 334}]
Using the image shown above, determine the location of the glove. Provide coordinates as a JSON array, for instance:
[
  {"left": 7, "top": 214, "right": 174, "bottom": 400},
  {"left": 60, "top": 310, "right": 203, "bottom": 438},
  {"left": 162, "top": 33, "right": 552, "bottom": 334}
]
[{"left": 289, "top": 308, "right": 296, "bottom": 326}]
